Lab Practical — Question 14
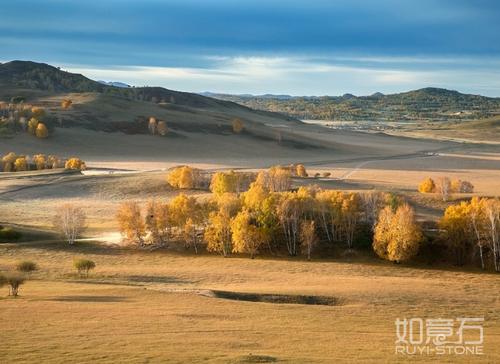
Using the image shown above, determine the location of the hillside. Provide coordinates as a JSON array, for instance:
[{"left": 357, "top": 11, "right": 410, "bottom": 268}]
[
  {"left": 204, "top": 88, "right": 500, "bottom": 122},
  {"left": 0, "top": 60, "right": 314, "bottom": 143}
]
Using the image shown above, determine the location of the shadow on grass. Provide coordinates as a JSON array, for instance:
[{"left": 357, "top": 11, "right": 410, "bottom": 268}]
[
  {"left": 208, "top": 290, "right": 338, "bottom": 306},
  {"left": 126, "top": 275, "right": 192, "bottom": 284},
  {"left": 4, "top": 240, "right": 126, "bottom": 256},
  {"left": 48, "top": 295, "right": 129, "bottom": 303}
]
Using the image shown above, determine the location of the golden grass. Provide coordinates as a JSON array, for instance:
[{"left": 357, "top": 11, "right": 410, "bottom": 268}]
[{"left": 0, "top": 241, "right": 499, "bottom": 363}]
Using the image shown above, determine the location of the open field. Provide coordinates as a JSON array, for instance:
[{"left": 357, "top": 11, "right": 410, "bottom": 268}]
[
  {"left": 1, "top": 119, "right": 500, "bottom": 363},
  {"left": 0, "top": 241, "right": 499, "bottom": 363}
]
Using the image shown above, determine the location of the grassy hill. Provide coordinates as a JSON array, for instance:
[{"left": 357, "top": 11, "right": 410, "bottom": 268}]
[
  {"left": 204, "top": 88, "right": 500, "bottom": 122},
  {"left": 0, "top": 60, "right": 312, "bottom": 143}
]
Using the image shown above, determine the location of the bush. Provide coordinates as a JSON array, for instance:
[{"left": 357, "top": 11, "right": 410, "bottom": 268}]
[
  {"left": 73, "top": 259, "right": 96, "bottom": 277},
  {"left": 322, "top": 172, "right": 331, "bottom": 178},
  {"left": 4, "top": 273, "right": 26, "bottom": 297},
  {"left": 0, "top": 227, "right": 22, "bottom": 241},
  {"left": 16, "top": 261, "right": 38, "bottom": 273},
  {"left": 451, "top": 179, "right": 474, "bottom": 193}
]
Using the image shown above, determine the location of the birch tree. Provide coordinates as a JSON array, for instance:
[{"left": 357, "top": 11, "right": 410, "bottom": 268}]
[{"left": 53, "top": 204, "right": 87, "bottom": 244}]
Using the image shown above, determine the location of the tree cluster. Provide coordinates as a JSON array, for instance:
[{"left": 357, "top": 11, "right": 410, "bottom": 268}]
[
  {"left": 0, "top": 152, "right": 85, "bottom": 172},
  {"left": 117, "top": 172, "right": 402, "bottom": 260},
  {"left": 418, "top": 176, "right": 474, "bottom": 201},
  {"left": 439, "top": 197, "right": 500, "bottom": 271}
]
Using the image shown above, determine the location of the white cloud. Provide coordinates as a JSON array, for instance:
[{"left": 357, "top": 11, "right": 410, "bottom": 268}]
[{"left": 63, "top": 55, "right": 500, "bottom": 96}]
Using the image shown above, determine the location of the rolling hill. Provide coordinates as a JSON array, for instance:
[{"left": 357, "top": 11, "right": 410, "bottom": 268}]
[
  {"left": 203, "top": 88, "right": 500, "bottom": 122},
  {"left": 0, "top": 60, "right": 307, "bottom": 139}
]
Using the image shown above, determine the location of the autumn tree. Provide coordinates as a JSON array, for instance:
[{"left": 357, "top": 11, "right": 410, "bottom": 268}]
[
  {"left": 315, "top": 190, "right": 343, "bottom": 242},
  {"left": 35, "top": 122, "right": 49, "bottom": 138},
  {"left": 33, "top": 154, "right": 47, "bottom": 170},
  {"left": 256, "top": 166, "right": 291, "bottom": 192},
  {"left": 295, "top": 164, "right": 308, "bottom": 177},
  {"left": 204, "top": 193, "right": 240, "bottom": 256},
  {"left": 341, "top": 193, "right": 361, "bottom": 249},
  {"left": 483, "top": 199, "right": 500, "bottom": 271},
  {"left": 373, "top": 204, "right": 422, "bottom": 263},
  {"left": 418, "top": 177, "right": 436, "bottom": 193},
  {"left": 167, "top": 166, "right": 202, "bottom": 189},
  {"left": 451, "top": 179, "right": 474, "bottom": 193},
  {"left": 300, "top": 220, "right": 317, "bottom": 260},
  {"left": 360, "top": 191, "right": 387, "bottom": 232},
  {"left": 144, "top": 200, "right": 170, "bottom": 246},
  {"left": 27, "top": 117, "right": 39, "bottom": 135},
  {"left": 230, "top": 209, "right": 268, "bottom": 259},
  {"left": 48, "top": 155, "right": 61, "bottom": 169},
  {"left": 31, "top": 106, "right": 45, "bottom": 118},
  {"left": 183, "top": 218, "right": 199, "bottom": 253},
  {"left": 14, "top": 156, "right": 27, "bottom": 171},
  {"left": 117, "top": 201, "right": 146, "bottom": 245},
  {"left": 277, "top": 191, "right": 304, "bottom": 256},
  {"left": 439, "top": 202, "right": 474, "bottom": 265},
  {"left": 232, "top": 118, "right": 244, "bottom": 134},
  {"left": 1, "top": 152, "right": 17, "bottom": 172},
  {"left": 436, "top": 176, "right": 451, "bottom": 201},
  {"left": 61, "top": 99, "right": 73, "bottom": 109},
  {"left": 65, "top": 158, "right": 86, "bottom": 170},
  {"left": 53, "top": 204, "right": 87, "bottom": 244},
  {"left": 157, "top": 121, "right": 168, "bottom": 136},
  {"left": 169, "top": 193, "right": 204, "bottom": 252},
  {"left": 210, "top": 170, "right": 246, "bottom": 195},
  {"left": 148, "top": 117, "right": 157, "bottom": 135}
]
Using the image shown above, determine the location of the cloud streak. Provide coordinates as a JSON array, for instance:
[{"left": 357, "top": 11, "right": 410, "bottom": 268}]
[
  {"left": 1, "top": 0, "right": 500, "bottom": 95},
  {"left": 64, "top": 56, "right": 500, "bottom": 96}
]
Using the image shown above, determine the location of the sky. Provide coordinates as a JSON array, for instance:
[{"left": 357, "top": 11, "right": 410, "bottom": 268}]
[{"left": 1, "top": 0, "right": 500, "bottom": 96}]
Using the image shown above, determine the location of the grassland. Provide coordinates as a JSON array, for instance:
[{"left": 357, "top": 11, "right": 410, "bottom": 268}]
[{"left": 0, "top": 240, "right": 499, "bottom": 363}]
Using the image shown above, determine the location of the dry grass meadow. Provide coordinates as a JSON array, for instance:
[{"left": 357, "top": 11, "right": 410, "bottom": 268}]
[{"left": 1, "top": 241, "right": 499, "bottom": 363}]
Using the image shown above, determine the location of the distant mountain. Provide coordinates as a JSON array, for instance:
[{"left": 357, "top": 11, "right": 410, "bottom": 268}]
[
  {"left": 206, "top": 87, "right": 500, "bottom": 122},
  {"left": 98, "top": 80, "right": 131, "bottom": 88}
]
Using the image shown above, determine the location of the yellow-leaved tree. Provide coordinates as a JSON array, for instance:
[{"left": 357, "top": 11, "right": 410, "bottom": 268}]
[
  {"left": 300, "top": 220, "right": 317, "bottom": 260},
  {"left": 204, "top": 193, "right": 240, "bottom": 257},
  {"left": 373, "top": 204, "right": 422, "bottom": 263},
  {"left": 166, "top": 166, "right": 201, "bottom": 189},
  {"left": 35, "top": 123, "right": 49, "bottom": 138},
  {"left": 210, "top": 171, "right": 239, "bottom": 195},
  {"left": 14, "top": 157, "right": 27, "bottom": 172},
  {"left": 418, "top": 177, "right": 435, "bottom": 193},
  {"left": 230, "top": 209, "right": 268, "bottom": 259},
  {"left": 439, "top": 201, "right": 474, "bottom": 266},
  {"left": 27, "top": 117, "right": 39, "bottom": 135},
  {"left": 33, "top": 154, "right": 47, "bottom": 170},
  {"left": 295, "top": 164, "right": 308, "bottom": 177},
  {"left": 157, "top": 121, "right": 168, "bottom": 136},
  {"left": 65, "top": 158, "right": 86, "bottom": 170},
  {"left": 117, "top": 201, "right": 145, "bottom": 246},
  {"left": 2, "top": 152, "right": 17, "bottom": 172},
  {"left": 232, "top": 118, "right": 244, "bottom": 134}
]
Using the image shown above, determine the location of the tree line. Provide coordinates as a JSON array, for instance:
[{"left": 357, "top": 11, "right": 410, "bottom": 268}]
[
  {"left": 0, "top": 152, "right": 86, "bottom": 172},
  {"left": 115, "top": 166, "right": 423, "bottom": 262},
  {"left": 49, "top": 165, "right": 499, "bottom": 271}
]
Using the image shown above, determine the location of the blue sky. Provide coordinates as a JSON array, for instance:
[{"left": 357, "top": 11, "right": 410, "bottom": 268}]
[{"left": 1, "top": 0, "right": 500, "bottom": 96}]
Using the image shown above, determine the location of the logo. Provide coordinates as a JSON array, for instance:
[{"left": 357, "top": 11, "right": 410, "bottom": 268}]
[{"left": 395, "top": 317, "right": 484, "bottom": 355}]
